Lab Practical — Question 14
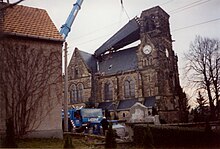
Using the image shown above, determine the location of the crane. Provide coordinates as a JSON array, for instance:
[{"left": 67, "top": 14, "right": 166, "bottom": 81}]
[
  {"left": 60, "top": 0, "right": 84, "bottom": 39},
  {"left": 61, "top": 0, "right": 84, "bottom": 132}
]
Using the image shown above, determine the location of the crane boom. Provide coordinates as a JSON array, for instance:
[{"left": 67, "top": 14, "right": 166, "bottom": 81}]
[{"left": 60, "top": 0, "right": 84, "bottom": 39}]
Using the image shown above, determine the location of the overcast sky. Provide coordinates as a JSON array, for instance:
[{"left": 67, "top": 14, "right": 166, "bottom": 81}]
[{"left": 9, "top": 0, "right": 220, "bottom": 104}]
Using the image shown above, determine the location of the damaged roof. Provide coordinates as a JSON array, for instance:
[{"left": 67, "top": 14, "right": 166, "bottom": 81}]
[
  {"left": 1, "top": 3, "right": 63, "bottom": 41},
  {"left": 78, "top": 50, "right": 97, "bottom": 73},
  {"left": 99, "top": 46, "right": 138, "bottom": 75},
  {"left": 94, "top": 17, "right": 140, "bottom": 57}
]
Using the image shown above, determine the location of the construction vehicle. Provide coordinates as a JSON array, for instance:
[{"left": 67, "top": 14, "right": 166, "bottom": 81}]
[
  {"left": 59, "top": 0, "right": 84, "bottom": 132},
  {"left": 60, "top": 0, "right": 84, "bottom": 39},
  {"left": 68, "top": 108, "right": 103, "bottom": 133}
]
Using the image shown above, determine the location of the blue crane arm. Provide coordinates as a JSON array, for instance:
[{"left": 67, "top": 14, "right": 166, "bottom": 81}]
[{"left": 60, "top": 0, "right": 84, "bottom": 39}]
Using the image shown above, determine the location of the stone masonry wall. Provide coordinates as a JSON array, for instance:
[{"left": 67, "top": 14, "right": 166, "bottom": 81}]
[
  {"left": 95, "top": 72, "right": 140, "bottom": 102},
  {"left": 68, "top": 49, "right": 92, "bottom": 103}
]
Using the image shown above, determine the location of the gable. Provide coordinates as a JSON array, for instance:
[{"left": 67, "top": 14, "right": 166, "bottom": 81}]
[
  {"left": 78, "top": 50, "right": 97, "bottom": 73},
  {"left": 1, "top": 3, "right": 63, "bottom": 42},
  {"left": 68, "top": 48, "right": 92, "bottom": 79}
]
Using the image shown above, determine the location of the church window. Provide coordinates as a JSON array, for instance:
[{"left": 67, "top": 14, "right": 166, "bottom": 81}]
[
  {"left": 77, "top": 83, "right": 84, "bottom": 102},
  {"left": 148, "top": 75, "right": 151, "bottom": 82},
  {"left": 108, "top": 64, "right": 112, "bottom": 70},
  {"left": 149, "top": 57, "right": 153, "bottom": 65},
  {"left": 124, "top": 76, "right": 135, "bottom": 98},
  {"left": 144, "top": 59, "right": 148, "bottom": 66},
  {"left": 104, "top": 81, "right": 113, "bottom": 100},
  {"left": 150, "top": 88, "right": 154, "bottom": 96},
  {"left": 75, "top": 69, "right": 79, "bottom": 76},
  {"left": 151, "top": 14, "right": 155, "bottom": 19},
  {"left": 70, "top": 83, "right": 84, "bottom": 103},
  {"left": 143, "top": 57, "right": 153, "bottom": 67},
  {"left": 145, "top": 17, "right": 156, "bottom": 32},
  {"left": 147, "top": 89, "right": 151, "bottom": 96},
  {"left": 74, "top": 65, "right": 80, "bottom": 78},
  {"left": 70, "top": 84, "right": 77, "bottom": 104}
]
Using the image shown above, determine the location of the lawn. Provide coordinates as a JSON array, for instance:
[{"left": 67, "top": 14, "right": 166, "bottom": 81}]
[{"left": 17, "top": 137, "right": 94, "bottom": 148}]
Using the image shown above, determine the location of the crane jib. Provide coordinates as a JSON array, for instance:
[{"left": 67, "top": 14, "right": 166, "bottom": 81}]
[{"left": 59, "top": 0, "right": 84, "bottom": 39}]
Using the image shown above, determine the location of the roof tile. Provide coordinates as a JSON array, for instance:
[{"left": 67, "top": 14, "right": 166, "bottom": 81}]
[{"left": 2, "top": 4, "right": 63, "bottom": 41}]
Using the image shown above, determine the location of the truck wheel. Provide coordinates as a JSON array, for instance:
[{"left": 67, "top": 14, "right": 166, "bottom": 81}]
[{"left": 75, "top": 126, "right": 84, "bottom": 133}]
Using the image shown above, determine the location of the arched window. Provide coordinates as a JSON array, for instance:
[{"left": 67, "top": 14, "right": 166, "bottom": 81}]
[
  {"left": 149, "top": 57, "right": 153, "bottom": 65},
  {"left": 70, "top": 84, "right": 77, "bottom": 104},
  {"left": 145, "top": 18, "right": 156, "bottom": 32},
  {"left": 74, "top": 65, "right": 81, "bottom": 78},
  {"left": 104, "top": 81, "right": 113, "bottom": 100},
  {"left": 77, "top": 83, "right": 84, "bottom": 102},
  {"left": 124, "top": 76, "right": 135, "bottom": 98}
]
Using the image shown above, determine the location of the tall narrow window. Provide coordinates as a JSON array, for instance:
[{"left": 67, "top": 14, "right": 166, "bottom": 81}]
[
  {"left": 104, "top": 81, "right": 113, "bottom": 100},
  {"left": 70, "top": 84, "right": 77, "bottom": 104},
  {"left": 74, "top": 65, "right": 80, "bottom": 78},
  {"left": 77, "top": 83, "right": 84, "bottom": 102},
  {"left": 75, "top": 68, "right": 79, "bottom": 77},
  {"left": 124, "top": 76, "right": 135, "bottom": 98},
  {"left": 149, "top": 57, "right": 153, "bottom": 65}
]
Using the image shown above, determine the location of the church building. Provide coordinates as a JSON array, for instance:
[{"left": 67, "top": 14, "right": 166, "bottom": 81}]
[{"left": 67, "top": 6, "right": 186, "bottom": 123}]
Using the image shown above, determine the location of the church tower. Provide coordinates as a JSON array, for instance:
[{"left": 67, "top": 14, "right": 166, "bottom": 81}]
[{"left": 137, "top": 6, "right": 182, "bottom": 122}]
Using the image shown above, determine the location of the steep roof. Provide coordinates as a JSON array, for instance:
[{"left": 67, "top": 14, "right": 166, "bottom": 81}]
[
  {"left": 78, "top": 50, "right": 97, "bottom": 73},
  {"left": 97, "top": 101, "right": 116, "bottom": 111},
  {"left": 1, "top": 3, "right": 63, "bottom": 41},
  {"left": 117, "top": 98, "right": 138, "bottom": 111},
  {"left": 99, "top": 46, "right": 138, "bottom": 75}
]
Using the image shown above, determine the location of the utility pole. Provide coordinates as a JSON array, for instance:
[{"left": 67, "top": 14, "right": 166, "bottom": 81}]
[{"left": 64, "top": 42, "right": 68, "bottom": 132}]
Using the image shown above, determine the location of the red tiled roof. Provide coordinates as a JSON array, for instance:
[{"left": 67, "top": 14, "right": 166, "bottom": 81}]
[{"left": 3, "top": 4, "right": 64, "bottom": 41}]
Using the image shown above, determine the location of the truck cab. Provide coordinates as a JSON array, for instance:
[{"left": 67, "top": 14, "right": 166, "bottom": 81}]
[{"left": 68, "top": 108, "right": 103, "bottom": 133}]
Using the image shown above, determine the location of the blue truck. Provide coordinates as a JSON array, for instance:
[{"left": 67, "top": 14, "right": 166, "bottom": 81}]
[{"left": 63, "top": 108, "right": 103, "bottom": 133}]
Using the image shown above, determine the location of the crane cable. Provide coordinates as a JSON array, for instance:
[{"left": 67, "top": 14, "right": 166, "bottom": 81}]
[{"left": 120, "top": 0, "right": 130, "bottom": 21}]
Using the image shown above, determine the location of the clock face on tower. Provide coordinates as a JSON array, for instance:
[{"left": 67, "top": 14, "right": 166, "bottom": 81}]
[{"left": 142, "top": 44, "right": 152, "bottom": 55}]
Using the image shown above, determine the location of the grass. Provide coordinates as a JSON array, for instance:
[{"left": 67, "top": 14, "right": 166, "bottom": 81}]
[
  {"left": 17, "top": 138, "right": 64, "bottom": 148},
  {"left": 17, "top": 138, "right": 94, "bottom": 148}
]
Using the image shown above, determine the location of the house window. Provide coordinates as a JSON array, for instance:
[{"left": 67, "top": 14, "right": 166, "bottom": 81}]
[
  {"left": 104, "top": 81, "right": 113, "bottom": 100},
  {"left": 124, "top": 76, "right": 135, "bottom": 98}
]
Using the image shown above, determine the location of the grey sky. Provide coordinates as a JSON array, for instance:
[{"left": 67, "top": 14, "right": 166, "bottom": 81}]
[{"left": 9, "top": 0, "right": 220, "bottom": 104}]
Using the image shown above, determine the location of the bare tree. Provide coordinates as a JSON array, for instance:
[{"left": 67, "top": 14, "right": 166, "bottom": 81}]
[
  {"left": 0, "top": 40, "right": 61, "bottom": 137},
  {"left": 0, "top": 0, "right": 25, "bottom": 11},
  {"left": 184, "top": 35, "right": 220, "bottom": 120}
]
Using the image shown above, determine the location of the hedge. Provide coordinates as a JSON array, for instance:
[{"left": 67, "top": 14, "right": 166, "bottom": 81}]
[{"left": 133, "top": 124, "right": 220, "bottom": 148}]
